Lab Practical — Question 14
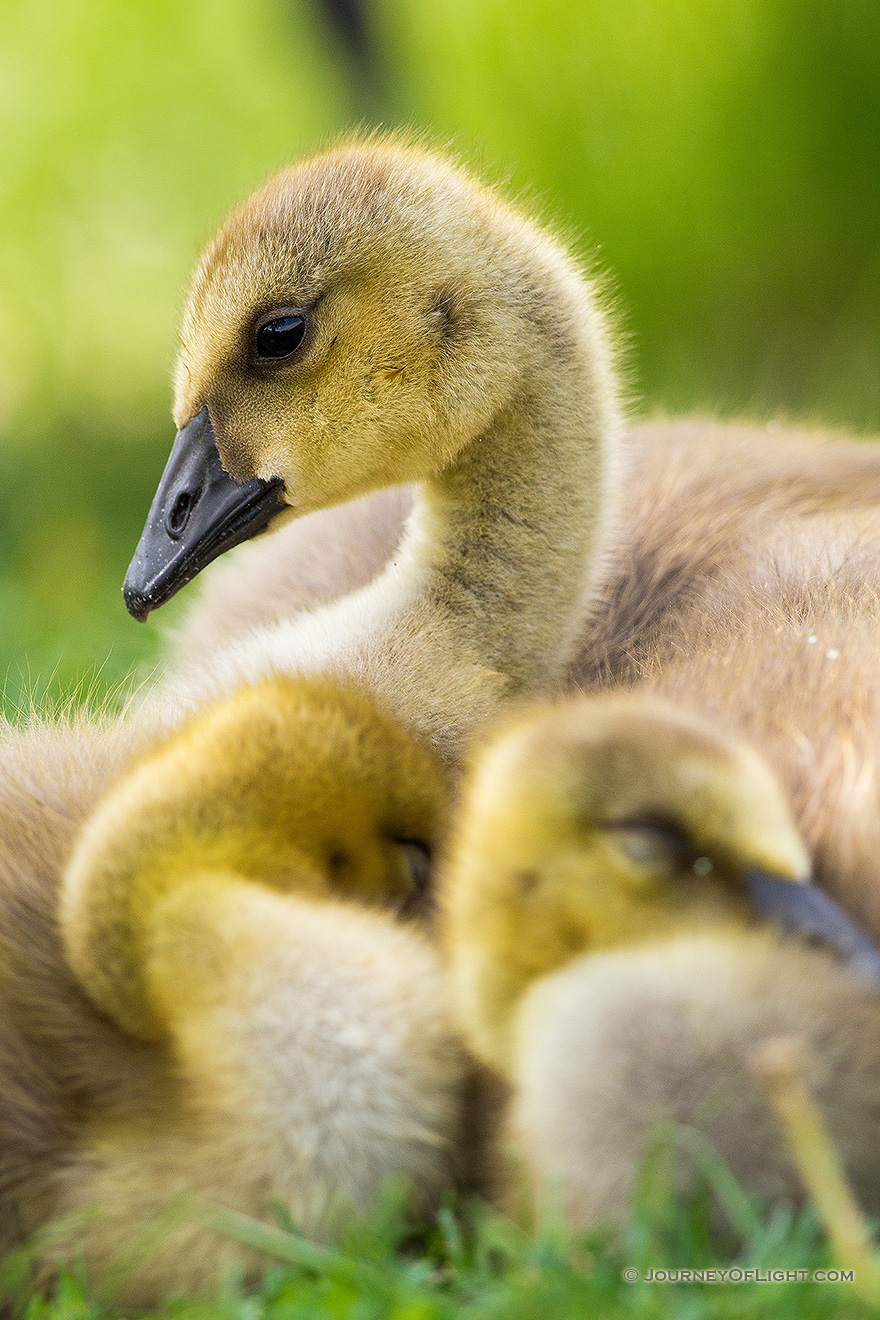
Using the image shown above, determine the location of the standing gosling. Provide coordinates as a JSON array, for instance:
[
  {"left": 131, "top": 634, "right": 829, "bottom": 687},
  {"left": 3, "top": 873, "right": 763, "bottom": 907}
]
[
  {"left": 441, "top": 693, "right": 880, "bottom": 1227},
  {"left": 4, "top": 679, "right": 463, "bottom": 1305}
]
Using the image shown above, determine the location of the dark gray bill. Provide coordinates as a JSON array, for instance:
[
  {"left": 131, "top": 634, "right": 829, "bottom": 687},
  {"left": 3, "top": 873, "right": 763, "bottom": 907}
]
[
  {"left": 747, "top": 868, "right": 880, "bottom": 989},
  {"left": 123, "top": 406, "right": 285, "bottom": 621}
]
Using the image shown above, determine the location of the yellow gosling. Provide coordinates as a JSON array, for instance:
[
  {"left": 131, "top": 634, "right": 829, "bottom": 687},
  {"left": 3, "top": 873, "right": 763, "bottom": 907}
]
[
  {"left": 0, "top": 678, "right": 462, "bottom": 1305},
  {"left": 124, "top": 136, "right": 623, "bottom": 759},
  {"left": 442, "top": 692, "right": 809, "bottom": 1071},
  {"left": 440, "top": 692, "right": 880, "bottom": 1228},
  {"left": 62, "top": 676, "right": 446, "bottom": 1040}
]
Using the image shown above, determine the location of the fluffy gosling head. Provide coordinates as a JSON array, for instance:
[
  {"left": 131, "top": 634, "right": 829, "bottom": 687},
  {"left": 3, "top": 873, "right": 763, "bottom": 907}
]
[
  {"left": 442, "top": 693, "right": 811, "bottom": 1068},
  {"left": 62, "top": 677, "right": 447, "bottom": 1039},
  {"left": 125, "top": 137, "right": 589, "bottom": 616}
]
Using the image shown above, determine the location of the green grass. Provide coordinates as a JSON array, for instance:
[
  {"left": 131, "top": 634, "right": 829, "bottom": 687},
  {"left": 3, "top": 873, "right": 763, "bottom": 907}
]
[{"left": 4, "top": 1157, "right": 878, "bottom": 1320}]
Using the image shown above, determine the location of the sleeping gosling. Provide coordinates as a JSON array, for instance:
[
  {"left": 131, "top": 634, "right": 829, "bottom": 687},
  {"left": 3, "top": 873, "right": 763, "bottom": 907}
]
[
  {"left": 3, "top": 678, "right": 463, "bottom": 1305},
  {"left": 441, "top": 692, "right": 880, "bottom": 1227}
]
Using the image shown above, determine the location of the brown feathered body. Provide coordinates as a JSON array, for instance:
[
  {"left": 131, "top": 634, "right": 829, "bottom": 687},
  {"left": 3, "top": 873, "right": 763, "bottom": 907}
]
[{"left": 0, "top": 716, "right": 149, "bottom": 1257}]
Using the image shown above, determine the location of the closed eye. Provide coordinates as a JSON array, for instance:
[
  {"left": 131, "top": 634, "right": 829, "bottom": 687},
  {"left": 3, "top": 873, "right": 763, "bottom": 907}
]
[
  {"left": 393, "top": 838, "right": 433, "bottom": 917},
  {"left": 606, "top": 817, "right": 694, "bottom": 873}
]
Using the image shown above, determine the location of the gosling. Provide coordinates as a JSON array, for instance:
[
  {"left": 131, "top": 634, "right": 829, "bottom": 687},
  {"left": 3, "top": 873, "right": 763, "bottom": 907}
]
[
  {"left": 2, "top": 678, "right": 463, "bottom": 1305},
  {"left": 441, "top": 692, "right": 880, "bottom": 1228}
]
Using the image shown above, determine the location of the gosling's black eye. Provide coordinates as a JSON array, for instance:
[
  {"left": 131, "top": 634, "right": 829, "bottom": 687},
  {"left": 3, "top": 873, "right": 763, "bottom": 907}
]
[{"left": 255, "top": 313, "right": 307, "bottom": 361}]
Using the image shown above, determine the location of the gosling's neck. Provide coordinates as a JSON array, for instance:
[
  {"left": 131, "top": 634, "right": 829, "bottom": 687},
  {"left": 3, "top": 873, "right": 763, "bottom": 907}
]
[
  {"left": 408, "top": 347, "right": 620, "bottom": 695},
  {"left": 355, "top": 345, "right": 620, "bottom": 755}
]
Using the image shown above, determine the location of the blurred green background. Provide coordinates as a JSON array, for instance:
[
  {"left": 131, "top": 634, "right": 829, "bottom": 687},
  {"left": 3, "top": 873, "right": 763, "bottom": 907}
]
[{"left": 0, "top": 0, "right": 878, "bottom": 713}]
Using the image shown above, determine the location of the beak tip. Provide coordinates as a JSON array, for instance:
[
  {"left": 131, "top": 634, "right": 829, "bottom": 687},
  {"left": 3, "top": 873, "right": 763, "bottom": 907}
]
[{"left": 122, "top": 575, "right": 154, "bottom": 622}]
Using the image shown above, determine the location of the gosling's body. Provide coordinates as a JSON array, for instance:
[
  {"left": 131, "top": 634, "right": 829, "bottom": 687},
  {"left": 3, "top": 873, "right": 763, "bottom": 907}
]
[
  {"left": 168, "top": 485, "right": 414, "bottom": 670},
  {"left": 0, "top": 681, "right": 464, "bottom": 1304},
  {"left": 441, "top": 695, "right": 880, "bottom": 1227}
]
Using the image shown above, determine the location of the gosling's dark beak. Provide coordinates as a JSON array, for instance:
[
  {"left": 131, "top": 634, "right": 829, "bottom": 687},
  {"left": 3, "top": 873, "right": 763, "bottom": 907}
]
[
  {"left": 747, "top": 868, "right": 880, "bottom": 989},
  {"left": 123, "top": 406, "right": 285, "bottom": 621}
]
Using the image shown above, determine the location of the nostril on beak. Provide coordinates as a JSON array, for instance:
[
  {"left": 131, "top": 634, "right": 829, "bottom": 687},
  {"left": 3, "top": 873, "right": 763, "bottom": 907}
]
[{"left": 166, "top": 489, "right": 197, "bottom": 539}]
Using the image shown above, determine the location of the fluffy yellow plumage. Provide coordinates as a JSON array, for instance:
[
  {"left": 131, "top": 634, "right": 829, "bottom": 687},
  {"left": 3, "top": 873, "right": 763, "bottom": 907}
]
[
  {"left": 440, "top": 692, "right": 880, "bottom": 1227},
  {"left": 63, "top": 676, "right": 447, "bottom": 1039},
  {"left": 442, "top": 691, "right": 810, "bottom": 1072},
  {"left": 3, "top": 677, "right": 461, "bottom": 1304}
]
